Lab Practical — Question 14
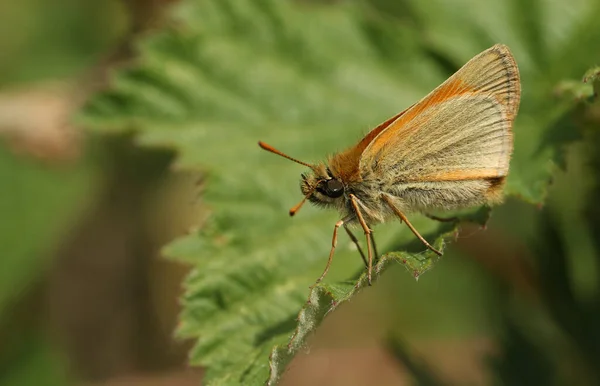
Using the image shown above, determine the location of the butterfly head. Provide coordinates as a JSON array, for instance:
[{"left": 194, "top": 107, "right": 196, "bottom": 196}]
[
  {"left": 258, "top": 141, "right": 346, "bottom": 216},
  {"left": 300, "top": 166, "right": 345, "bottom": 207}
]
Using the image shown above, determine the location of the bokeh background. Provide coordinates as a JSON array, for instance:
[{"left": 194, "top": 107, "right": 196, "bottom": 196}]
[{"left": 1, "top": 0, "right": 600, "bottom": 385}]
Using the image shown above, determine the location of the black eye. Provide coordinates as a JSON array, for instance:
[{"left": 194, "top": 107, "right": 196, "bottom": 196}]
[{"left": 324, "top": 179, "right": 344, "bottom": 198}]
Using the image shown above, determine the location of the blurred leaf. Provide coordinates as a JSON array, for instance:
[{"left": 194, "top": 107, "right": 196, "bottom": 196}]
[
  {"left": 0, "top": 333, "right": 70, "bottom": 386},
  {"left": 489, "top": 319, "right": 556, "bottom": 386},
  {"left": 79, "top": 0, "right": 598, "bottom": 383},
  {"left": 583, "top": 66, "right": 600, "bottom": 98},
  {"left": 491, "top": 205, "right": 600, "bottom": 385},
  {"left": 554, "top": 80, "right": 594, "bottom": 102},
  {"left": 0, "top": 144, "right": 96, "bottom": 319},
  {"left": 554, "top": 66, "right": 600, "bottom": 105},
  {"left": 546, "top": 65, "right": 600, "bottom": 168},
  {"left": 0, "top": 0, "right": 126, "bottom": 86},
  {"left": 385, "top": 334, "right": 447, "bottom": 386}
]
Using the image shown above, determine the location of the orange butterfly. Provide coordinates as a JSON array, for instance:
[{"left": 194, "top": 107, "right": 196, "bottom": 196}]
[{"left": 259, "top": 44, "right": 521, "bottom": 285}]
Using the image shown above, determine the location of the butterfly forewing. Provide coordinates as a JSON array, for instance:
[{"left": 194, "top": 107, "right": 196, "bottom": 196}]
[
  {"left": 360, "top": 45, "right": 519, "bottom": 182},
  {"left": 358, "top": 44, "right": 520, "bottom": 211}
]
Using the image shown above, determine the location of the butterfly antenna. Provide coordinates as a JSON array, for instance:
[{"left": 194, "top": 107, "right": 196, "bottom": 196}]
[
  {"left": 258, "top": 141, "right": 318, "bottom": 172},
  {"left": 288, "top": 179, "right": 325, "bottom": 217},
  {"left": 289, "top": 196, "right": 309, "bottom": 217},
  {"left": 259, "top": 141, "right": 324, "bottom": 216}
]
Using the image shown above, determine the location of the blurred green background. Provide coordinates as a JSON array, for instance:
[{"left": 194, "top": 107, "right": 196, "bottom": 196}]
[{"left": 1, "top": 0, "right": 600, "bottom": 385}]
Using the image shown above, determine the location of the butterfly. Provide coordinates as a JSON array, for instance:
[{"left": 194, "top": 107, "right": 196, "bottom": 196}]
[{"left": 259, "top": 44, "right": 521, "bottom": 285}]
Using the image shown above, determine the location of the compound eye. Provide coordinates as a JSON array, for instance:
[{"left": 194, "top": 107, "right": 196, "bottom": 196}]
[{"left": 325, "top": 179, "right": 344, "bottom": 198}]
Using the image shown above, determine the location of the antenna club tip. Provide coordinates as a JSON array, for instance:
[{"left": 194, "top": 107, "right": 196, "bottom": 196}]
[{"left": 289, "top": 210, "right": 296, "bottom": 217}]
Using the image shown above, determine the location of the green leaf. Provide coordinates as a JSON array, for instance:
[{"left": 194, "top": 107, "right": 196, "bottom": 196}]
[
  {"left": 80, "top": 0, "right": 598, "bottom": 384},
  {"left": 266, "top": 224, "right": 458, "bottom": 385}
]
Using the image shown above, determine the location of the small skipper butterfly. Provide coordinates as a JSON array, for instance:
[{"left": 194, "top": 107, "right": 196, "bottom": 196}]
[{"left": 259, "top": 44, "right": 521, "bottom": 285}]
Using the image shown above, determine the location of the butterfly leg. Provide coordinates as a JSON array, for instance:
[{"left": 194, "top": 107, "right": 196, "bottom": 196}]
[
  {"left": 349, "top": 194, "right": 375, "bottom": 285},
  {"left": 382, "top": 195, "right": 443, "bottom": 256},
  {"left": 313, "top": 220, "right": 344, "bottom": 287},
  {"left": 343, "top": 225, "right": 368, "bottom": 268}
]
